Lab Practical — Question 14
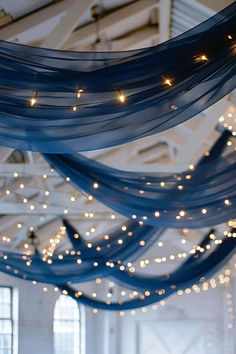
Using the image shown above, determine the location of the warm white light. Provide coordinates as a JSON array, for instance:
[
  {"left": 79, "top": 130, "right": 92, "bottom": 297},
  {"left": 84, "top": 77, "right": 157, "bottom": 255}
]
[
  {"left": 200, "top": 55, "right": 208, "bottom": 61},
  {"left": 201, "top": 208, "right": 207, "bottom": 214},
  {"left": 93, "top": 182, "right": 99, "bottom": 189},
  {"left": 30, "top": 97, "right": 36, "bottom": 106},
  {"left": 189, "top": 164, "right": 195, "bottom": 170},
  {"left": 179, "top": 210, "right": 185, "bottom": 217},
  {"left": 164, "top": 78, "right": 172, "bottom": 86},
  {"left": 154, "top": 211, "right": 160, "bottom": 217},
  {"left": 118, "top": 93, "right": 125, "bottom": 103},
  {"left": 77, "top": 89, "right": 83, "bottom": 98}
]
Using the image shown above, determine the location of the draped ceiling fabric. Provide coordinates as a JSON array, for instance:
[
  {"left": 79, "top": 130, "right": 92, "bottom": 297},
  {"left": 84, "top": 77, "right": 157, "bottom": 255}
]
[
  {"left": 0, "top": 227, "right": 235, "bottom": 310},
  {"left": 0, "top": 131, "right": 234, "bottom": 310},
  {"left": 0, "top": 3, "right": 235, "bottom": 152},
  {"left": 44, "top": 131, "right": 236, "bottom": 229}
]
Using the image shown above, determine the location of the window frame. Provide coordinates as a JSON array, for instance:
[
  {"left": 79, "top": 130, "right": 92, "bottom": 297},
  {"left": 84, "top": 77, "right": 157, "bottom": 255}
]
[
  {"left": 53, "top": 294, "right": 85, "bottom": 354},
  {"left": 0, "top": 286, "right": 14, "bottom": 354}
]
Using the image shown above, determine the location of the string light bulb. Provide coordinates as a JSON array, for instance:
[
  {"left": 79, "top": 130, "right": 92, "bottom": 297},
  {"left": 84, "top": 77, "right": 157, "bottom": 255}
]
[
  {"left": 118, "top": 90, "right": 125, "bottom": 103},
  {"left": 77, "top": 89, "right": 83, "bottom": 98},
  {"left": 200, "top": 55, "right": 208, "bottom": 61},
  {"left": 30, "top": 91, "right": 38, "bottom": 106},
  {"left": 164, "top": 78, "right": 172, "bottom": 86}
]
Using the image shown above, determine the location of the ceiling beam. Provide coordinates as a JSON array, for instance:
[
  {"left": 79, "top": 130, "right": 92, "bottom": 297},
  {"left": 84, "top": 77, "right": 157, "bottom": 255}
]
[
  {"left": 175, "top": 99, "right": 229, "bottom": 164},
  {"left": 110, "top": 26, "right": 159, "bottom": 51},
  {"left": 0, "top": 202, "right": 111, "bottom": 215},
  {"left": 41, "top": 0, "right": 95, "bottom": 49},
  {"left": 62, "top": 0, "right": 159, "bottom": 50},
  {"left": 159, "top": 0, "right": 171, "bottom": 42},
  {"left": 0, "top": 0, "right": 70, "bottom": 40}
]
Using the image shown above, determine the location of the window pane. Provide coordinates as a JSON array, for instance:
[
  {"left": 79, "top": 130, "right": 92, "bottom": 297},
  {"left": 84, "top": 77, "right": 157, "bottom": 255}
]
[
  {"left": 0, "top": 305, "right": 11, "bottom": 319},
  {"left": 53, "top": 295, "right": 81, "bottom": 354},
  {"left": 0, "top": 287, "right": 13, "bottom": 354}
]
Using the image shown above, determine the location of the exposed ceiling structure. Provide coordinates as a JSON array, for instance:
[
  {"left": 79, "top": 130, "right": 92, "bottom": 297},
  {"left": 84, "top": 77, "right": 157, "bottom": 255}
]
[{"left": 0, "top": 0, "right": 235, "bottom": 259}]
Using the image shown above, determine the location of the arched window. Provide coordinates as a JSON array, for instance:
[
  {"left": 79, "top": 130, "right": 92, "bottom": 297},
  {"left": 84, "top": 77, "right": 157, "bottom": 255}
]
[{"left": 53, "top": 295, "right": 84, "bottom": 354}]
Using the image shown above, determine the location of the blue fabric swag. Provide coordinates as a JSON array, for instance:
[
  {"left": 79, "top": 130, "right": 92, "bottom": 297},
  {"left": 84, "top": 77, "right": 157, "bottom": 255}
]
[
  {"left": 44, "top": 131, "right": 236, "bottom": 229},
  {"left": 0, "top": 3, "right": 235, "bottom": 152}
]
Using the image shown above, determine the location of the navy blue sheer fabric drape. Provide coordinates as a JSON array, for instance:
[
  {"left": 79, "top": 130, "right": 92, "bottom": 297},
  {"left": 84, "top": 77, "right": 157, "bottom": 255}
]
[
  {"left": 0, "top": 228, "right": 234, "bottom": 310},
  {"left": 0, "top": 3, "right": 235, "bottom": 152},
  {"left": 44, "top": 131, "right": 236, "bottom": 228},
  {"left": 0, "top": 131, "right": 235, "bottom": 310}
]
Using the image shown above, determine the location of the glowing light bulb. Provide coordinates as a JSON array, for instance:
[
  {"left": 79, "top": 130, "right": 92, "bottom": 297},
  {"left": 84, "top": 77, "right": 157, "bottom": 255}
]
[
  {"left": 93, "top": 182, "right": 99, "bottom": 189},
  {"left": 30, "top": 97, "right": 36, "bottom": 106},
  {"left": 200, "top": 55, "right": 208, "bottom": 61},
  {"left": 224, "top": 199, "right": 230, "bottom": 206},
  {"left": 77, "top": 89, "right": 83, "bottom": 98},
  {"left": 73, "top": 106, "right": 77, "bottom": 111},
  {"left": 118, "top": 92, "right": 125, "bottom": 103},
  {"left": 164, "top": 78, "right": 172, "bottom": 86},
  {"left": 228, "top": 35, "right": 232, "bottom": 40},
  {"left": 179, "top": 210, "right": 185, "bottom": 217},
  {"left": 154, "top": 211, "right": 160, "bottom": 218},
  {"left": 201, "top": 208, "right": 207, "bottom": 214}
]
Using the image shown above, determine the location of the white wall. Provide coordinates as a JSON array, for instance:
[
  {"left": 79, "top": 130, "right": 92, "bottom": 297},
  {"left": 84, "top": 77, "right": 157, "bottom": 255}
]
[{"left": 0, "top": 272, "right": 235, "bottom": 354}]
